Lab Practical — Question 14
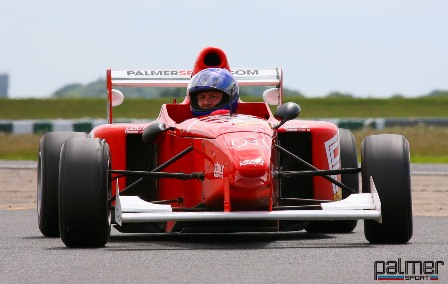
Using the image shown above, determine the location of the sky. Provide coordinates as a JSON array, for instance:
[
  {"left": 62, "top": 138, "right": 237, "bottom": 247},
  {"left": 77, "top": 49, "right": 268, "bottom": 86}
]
[{"left": 1, "top": 0, "right": 447, "bottom": 98}]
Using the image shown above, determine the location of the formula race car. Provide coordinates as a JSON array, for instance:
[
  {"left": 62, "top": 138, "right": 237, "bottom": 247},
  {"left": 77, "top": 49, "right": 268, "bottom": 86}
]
[{"left": 37, "top": 47, "right": 413, "bottom": 247}]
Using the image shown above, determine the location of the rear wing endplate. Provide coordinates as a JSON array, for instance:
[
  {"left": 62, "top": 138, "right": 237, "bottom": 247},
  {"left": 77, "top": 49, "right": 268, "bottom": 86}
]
[{"left": 106, "top": 68, "right": 283, "bottom": 123}]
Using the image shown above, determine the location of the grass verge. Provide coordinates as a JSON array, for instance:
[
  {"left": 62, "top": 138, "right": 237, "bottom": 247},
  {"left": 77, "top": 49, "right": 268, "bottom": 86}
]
[
  {"left": 1, "top": 96, "right": 448, "bottom": 119},
  {"left": 1, "top": 126, "right": 447, "bottom": 163},
  {"left": 352, "top": 126, "right": 448, "bottom": 163}
]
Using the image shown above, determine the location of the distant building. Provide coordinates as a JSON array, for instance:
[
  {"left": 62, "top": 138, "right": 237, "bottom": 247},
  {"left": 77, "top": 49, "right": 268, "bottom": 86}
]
[{"left": 0, "top": 73, "right": 8, "bottom": 98}]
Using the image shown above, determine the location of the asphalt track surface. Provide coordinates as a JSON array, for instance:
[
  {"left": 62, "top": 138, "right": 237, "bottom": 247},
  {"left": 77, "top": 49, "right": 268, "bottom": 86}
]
[
  {"left": 0, "top": 213, "right": 447, "bottom": 283},
  {"left": 0, "top": 162, "right": 447, "bottom": 283}
]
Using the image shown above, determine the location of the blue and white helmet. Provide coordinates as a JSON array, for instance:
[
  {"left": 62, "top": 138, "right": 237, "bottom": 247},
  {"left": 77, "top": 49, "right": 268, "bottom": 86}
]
[{"left": 187, "top": 68, "right": 239, "bottom": 116}]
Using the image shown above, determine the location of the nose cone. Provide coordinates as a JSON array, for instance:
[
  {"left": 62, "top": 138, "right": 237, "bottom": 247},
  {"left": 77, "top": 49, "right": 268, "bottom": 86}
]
[
  {"left": 217, "top": 132, "right": 273, "bottom": 210},
  {"left": 235, "top": 155, "right": 269, "bottom": 177},
  {"left": 223, "top": 132, "right": 272, "bottom": 179},
  {"left": 228, "top": 143, "right": 272, "bottom": 210}
]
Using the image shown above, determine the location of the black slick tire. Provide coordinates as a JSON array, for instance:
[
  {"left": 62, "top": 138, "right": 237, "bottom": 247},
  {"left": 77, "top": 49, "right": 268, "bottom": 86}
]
[
  {"left": 361, "top": 134, "right": 413, "bottom": 243},
  {"left": 37, "top": 132, "right": 87, "bottom": 237},
  {"left": 58, "top": 138, "right": 111, "bottom": 247}
]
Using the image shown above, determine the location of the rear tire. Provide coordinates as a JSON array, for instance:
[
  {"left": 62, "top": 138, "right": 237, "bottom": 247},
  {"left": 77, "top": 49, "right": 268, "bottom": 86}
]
[
  {"left": 59, "top": 138, "right": 111, "bottom": 247},
  {"left": 37, "top": 132, "right": 87, "bottom": 237},
  {"left": 306, "top": 129, "right": 359, "bottom": 233},
  {"left": 361, "top": 134, "right": 412, "bottom": 243}
]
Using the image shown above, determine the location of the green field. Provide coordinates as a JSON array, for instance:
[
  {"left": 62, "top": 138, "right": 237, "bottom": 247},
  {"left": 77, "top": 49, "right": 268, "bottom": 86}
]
[
  {"left": 2, "top": 126, "right": 446, "bottom": 163},
  {"left": 1, "top": 96, "right": 447, "bottom": 119},
  {"left": 0, "top": 97, "right": 447, "bottom": 162}
]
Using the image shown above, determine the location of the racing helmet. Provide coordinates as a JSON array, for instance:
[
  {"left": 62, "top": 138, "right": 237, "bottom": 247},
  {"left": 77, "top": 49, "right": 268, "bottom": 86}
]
[{"left": 187, "top": 68, "right": 239, "bottom": 116}]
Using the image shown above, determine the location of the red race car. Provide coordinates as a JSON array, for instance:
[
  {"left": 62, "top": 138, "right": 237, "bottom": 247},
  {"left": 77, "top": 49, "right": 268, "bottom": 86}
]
[{"left": 37, "top": 47, "right": 412, "bottom": 247}]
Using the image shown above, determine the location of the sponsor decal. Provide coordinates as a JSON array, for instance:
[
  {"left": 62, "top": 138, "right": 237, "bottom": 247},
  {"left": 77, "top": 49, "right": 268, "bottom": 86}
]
[
  {"left": 231, "top": 69, "right": 259, "bottom": 76},
  {"left": 226, "top": 138, "right": 269, "bottom": 150},
  {"left": 200, "top": 115, "right": 268, "bottom": 127},
  {"left": 188, "top": 115, "right": 268, "bottom": 133},
  {"left": 125, "top": 69, "right": 260, "bottom": 77},
  {"left": 374, "top": 258, "right": 444, "bottom": 281},
  {"left": 324, "top": 133, "right": 341, "bottom": 196},
  {"left": 127, "top": 70, "right": 193, "bottom": 76},
  {"left": 213, "top": 163, "right": 224, "bottom": 178},
  {"left": 240, "top": 158, "right": 264, "bottom": 167},
  {"left": 285, "top": 124, "right": 310, "bottom": 132},
  {"left": 125, "top": 126, "right": 145, "bottom": 134}
]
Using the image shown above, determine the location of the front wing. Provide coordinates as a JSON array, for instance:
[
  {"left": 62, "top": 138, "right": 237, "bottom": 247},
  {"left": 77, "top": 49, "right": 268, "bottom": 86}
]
[{"left": 115, "top": 178, "right": 381, "bottom": 226}]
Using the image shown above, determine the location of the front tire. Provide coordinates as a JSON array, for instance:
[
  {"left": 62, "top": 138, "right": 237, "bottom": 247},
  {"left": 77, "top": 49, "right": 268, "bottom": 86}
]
[
  {"left": 361, "top": 134, "right": 412, "bottom": 243},
  {"left": 37, "top": 132, "right": 87, "bottom": 237},
  {"left": 59, "top": 138, "right": 111, "bottom": 247}
]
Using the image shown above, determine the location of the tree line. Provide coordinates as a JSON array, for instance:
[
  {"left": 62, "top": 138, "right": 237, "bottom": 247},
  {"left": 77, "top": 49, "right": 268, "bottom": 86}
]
[{"left": 52, "top": 78, "right": 447, "bottom": 99}]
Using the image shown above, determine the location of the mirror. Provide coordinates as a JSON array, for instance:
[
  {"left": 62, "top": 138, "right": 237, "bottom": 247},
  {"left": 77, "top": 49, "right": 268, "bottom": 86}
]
[
  {"left": 142, "top": 122, "right": 168, "bottom": 143},
  {"left": 262, "top": 88, "right": 280, "bottom": 106},
  {"left": 111, "top": 89, "right": 124, "bottom": 107},
  {"left": 273, "top": 102, "right": 301, "bottom": 130}
]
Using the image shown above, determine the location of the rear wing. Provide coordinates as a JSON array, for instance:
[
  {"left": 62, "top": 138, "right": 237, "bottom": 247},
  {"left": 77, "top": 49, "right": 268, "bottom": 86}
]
[{"left": 106, "top": 68, "right": 283, "bottom": 123}]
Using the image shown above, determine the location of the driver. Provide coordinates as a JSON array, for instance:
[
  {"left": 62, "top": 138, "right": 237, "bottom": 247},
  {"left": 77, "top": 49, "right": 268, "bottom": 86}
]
[{"left": 187, "top": 68, "right": 239, "bottom": 116}]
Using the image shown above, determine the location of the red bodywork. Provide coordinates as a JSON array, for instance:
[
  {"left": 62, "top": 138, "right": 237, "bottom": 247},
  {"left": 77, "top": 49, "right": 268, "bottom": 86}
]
[{"left": 92, "top": 47, "right": 341, "bottom": 232}]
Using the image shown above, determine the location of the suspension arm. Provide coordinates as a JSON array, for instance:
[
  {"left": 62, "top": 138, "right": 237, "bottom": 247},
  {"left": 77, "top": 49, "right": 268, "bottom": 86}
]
[
  {"left": 109, "top": 170, "right": 204, "bottom": 180},
  {"left": 109, "top": 145, "right": 194, "bottom": 201},
  {"left": 274, "top": 168, "right": 360, "bottom": 178},
  {"left": 275, "top": 144, "right": 358, "bottom": 194}
]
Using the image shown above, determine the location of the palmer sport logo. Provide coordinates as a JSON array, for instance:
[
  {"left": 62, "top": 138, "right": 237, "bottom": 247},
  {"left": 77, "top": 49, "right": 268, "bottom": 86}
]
[
  {"left": 127, "top": 70, "right": 193, "bottom": 76},
  {"left": 125, "top": 69, "right": 260, "bottom": 77},
  {"left": 374, "top": 258, "right": 444, "bottom": 281}
]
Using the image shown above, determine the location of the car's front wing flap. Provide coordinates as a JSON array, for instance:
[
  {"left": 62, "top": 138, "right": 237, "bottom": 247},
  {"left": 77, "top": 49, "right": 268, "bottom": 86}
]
[{"left": 115, "top": 177, "right": 381, "bottom": 226}]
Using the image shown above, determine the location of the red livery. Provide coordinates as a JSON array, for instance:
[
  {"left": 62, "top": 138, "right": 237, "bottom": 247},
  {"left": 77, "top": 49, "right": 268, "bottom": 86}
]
[{"left": 37, "top": 47, "right": 413, "bottom": 247}]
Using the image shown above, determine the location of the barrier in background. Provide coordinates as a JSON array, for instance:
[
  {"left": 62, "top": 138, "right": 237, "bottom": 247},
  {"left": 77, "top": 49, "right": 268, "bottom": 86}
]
[
  {"left": 0, "top": 119, "right": 111, "bottom": 134},
  {"left": 1, "top": 118, "right": 448, "bottom": 134}
]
